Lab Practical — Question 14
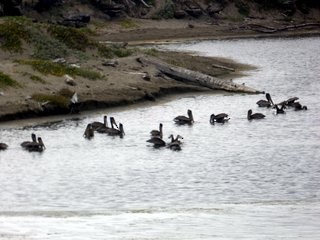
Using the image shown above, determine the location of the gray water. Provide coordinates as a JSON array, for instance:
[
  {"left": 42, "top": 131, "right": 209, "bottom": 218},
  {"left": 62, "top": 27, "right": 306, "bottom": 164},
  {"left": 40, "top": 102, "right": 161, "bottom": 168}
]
[{"left": 0, "top": 37, "right": 320, "bottom": 240}]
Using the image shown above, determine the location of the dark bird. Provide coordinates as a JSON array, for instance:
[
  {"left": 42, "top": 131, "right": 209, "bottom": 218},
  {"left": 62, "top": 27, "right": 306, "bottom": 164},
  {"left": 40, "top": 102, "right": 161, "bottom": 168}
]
[
  {"left": 105, "top": 123, "right": 125, "bottom": 138},
  {"left": 293, "top": 102, "right": 308, "bottom": 111},
  {"left": 150, "top": 123, "right": 163, "bottom": 139},
  {"left": 91, "top": 115, "right": 108, "bottom": 131},
  {"left": 96, "top": 117, "right": 119, "bottom": 133},
  {"left": 31, "top": 137, "right": 45, "bottom": 152},
  {"left": 256, "top": 93, "right": 274, "bottom": 107},
  {"left": 83, "top": 123, "right": 94, "bottom": 139},
  {"left": 21, "top": 134, "right": 45, "bottom": 152},
  {"left": 174, "top": 109, "right": 194, "bottom": 125},
  {"left": 247, "top": 109, "right": 265, "bottom": 120},
  {"left": 275, "top": 104, "right": 286, "bottom": 114},
  {"left": 167, "top": 134, "right": 183, "bottom": 151},
  {"left": 210, "top": 113, "right": 230, "bottom": 124},
  {"left": 21, "top": 133, "right": 37, "bottom": 148},
  {"left": 0, "top": 143, "right": 8, "bottom": 150},
  {"left": 146, "top": 137, "right": 166, "bottom": 148},
  {"left": 285, "top": 97, "right": 299, "bottom": 107}
]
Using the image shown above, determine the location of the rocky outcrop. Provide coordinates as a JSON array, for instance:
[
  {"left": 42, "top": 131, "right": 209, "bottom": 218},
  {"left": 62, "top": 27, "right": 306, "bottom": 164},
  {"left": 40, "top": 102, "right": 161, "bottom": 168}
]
[{"left": 0, "top": 0, "right": 22, "bottom": 16}]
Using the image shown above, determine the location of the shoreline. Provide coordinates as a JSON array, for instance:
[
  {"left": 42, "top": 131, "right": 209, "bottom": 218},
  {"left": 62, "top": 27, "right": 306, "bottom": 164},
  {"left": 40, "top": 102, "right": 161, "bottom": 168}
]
[{"left": 1, "top": 18, "right": 320, "bottom": 123}]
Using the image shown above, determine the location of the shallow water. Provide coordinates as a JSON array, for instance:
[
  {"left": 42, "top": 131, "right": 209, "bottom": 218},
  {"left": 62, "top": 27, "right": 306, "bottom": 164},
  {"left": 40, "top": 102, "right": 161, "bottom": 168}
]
[{"left": 1, "top": 37, "right": 320, "bottom": 239}]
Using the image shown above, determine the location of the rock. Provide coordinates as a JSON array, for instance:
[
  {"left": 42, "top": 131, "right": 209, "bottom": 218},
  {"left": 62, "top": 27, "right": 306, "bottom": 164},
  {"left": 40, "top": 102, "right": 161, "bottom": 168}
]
[
  {"left": 59, "top": 14, "right": 91, "bottom": 28},
  {"left": 102, "top": 60, "right": 119, "bottom": 67},
  {"left": 52, "top": 58, "right": 66, "bottom": 64},
  {"left": 64, "top": 74, "right": 77, "bottom": 86},
  {"left": 185, "top": 8, "right": 203, "bottom": 18},
  {"left": 0, "top": 0, "right": 22, "bottom": 16},
  {"left": 207, "top": 4, "right": 224, "bottom": 16},
  {"left": 142, "top": 72, "right": 151, "bottom": 81},
  {"left": 174, "top": 10, "right": 187, "bottom": 19},
  {"left": 144, "top": 92, "right": 155, "bottom": 101},
  {"left": 35, "top": 0, "right": 61, "bottom": 11}
]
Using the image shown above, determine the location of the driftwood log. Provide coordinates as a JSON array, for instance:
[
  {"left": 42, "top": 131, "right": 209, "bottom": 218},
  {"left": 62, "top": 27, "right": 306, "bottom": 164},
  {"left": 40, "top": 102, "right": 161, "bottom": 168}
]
[{"left": 137, "top": 57, "right": 264, "bottom": 94}]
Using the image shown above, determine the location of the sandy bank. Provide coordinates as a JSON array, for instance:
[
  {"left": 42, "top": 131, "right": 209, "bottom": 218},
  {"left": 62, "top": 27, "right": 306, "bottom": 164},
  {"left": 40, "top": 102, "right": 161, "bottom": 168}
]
[{"left": 0, "top": 17, "right": 319, "bottom": 123}]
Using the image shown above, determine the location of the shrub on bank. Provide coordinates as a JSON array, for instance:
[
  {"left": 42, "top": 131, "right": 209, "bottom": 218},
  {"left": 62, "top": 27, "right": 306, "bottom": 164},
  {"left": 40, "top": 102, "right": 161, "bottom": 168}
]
[
  {"left": 0, "top": 72, "right": 19, "bottom": 88},
  {"left": 17, "top": 59, "right": 103, "bottom": 80}
]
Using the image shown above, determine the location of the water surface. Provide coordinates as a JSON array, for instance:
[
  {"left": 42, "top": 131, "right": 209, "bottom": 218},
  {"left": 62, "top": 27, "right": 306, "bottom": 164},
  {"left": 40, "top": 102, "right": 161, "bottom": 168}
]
[{"left": 0, "top": 37, "right": 320, "bottom": 239}]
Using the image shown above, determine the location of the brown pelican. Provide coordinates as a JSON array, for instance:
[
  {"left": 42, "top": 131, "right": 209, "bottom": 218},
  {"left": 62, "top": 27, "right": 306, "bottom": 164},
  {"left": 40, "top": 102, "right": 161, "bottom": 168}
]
[
  {"left": 275, "top": 104, "right": 286, "bottom": 114},
  {"left": 0, "top": 143, "right": 8, "bottom": 150},
  {"left": 167, "top": 134, "right": 183, "bottom": 151},
  {"left": 293, "top": 102, "right": 308, "bottom": 111},
  {"left": 30, "top": 137, "right": 45, "bottom": 152},
  {"left": 256, "top": 93, "right": 274, "bottom": 108},
  {"left": 91, "top": 115, "right": 108, "bottom": 131},
  {"left": 21, "top": 133, "right": 37, "bottom": 148},
  {"left": 285, "top": 97, "right": 299, "bottom": 107},
  {"left": 146, "top": 137, "right": 166, "bottom": 148},
  {"left": 247, "top": 109, "right": 265, "bottom": 120},
  {"left": 97, "top": 117, "right": 119, "bottom": 133},
  {"left": 105, "top": 123, "right": 125, "bottom": 138},
  {"left": 150, "top": 123, "right": 163, "bottom": 139},
  {"left": 21, "top": 134, "right": 45, "bottom": 152},
  {"left": 174, "top": 109, "right": 194, "bottom": 125},
  {"left": 83, "top": 124, "right": 94, "bottom": 139},
  {"left": 210, "top": 113, "right": 230, "bottom": 124}
]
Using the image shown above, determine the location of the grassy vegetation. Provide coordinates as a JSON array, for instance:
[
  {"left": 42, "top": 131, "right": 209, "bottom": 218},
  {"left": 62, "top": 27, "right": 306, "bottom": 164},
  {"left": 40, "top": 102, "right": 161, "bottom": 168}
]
[
  {"left": 143, "top": 48, "right": 160, "bottom": 57},
  {"left": 18, "top": 59, "right": 103, "bottom": 80},
  {"left": 58, "top": 88, "right": 74, "bottom": 98},
  {"left": 97, "top": 44, "right": 134, "bottom": 59},
  {"left": 47, "top": 25, "right": 93, "bottom": 51},
  {"left": 31, "top": 93, "right": 70, "bottom": 108},
  {"left": 0, "top": 72, "right": 19, "bottom": 88},
  {"left": 30, "top": 75, "right": 46, "bottom": 84},
  {"left": 0, "top": 17, "right": 31, "bottom": 53},
  {"left": 120, "top": 19, "right": 137, "bottom": 29}
]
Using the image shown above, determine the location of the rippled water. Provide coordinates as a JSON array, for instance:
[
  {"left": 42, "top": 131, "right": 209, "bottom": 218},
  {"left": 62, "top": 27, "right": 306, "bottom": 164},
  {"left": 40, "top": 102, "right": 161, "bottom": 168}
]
[{"left": 1, "top": 37, "right": 320, "bottom": 240}]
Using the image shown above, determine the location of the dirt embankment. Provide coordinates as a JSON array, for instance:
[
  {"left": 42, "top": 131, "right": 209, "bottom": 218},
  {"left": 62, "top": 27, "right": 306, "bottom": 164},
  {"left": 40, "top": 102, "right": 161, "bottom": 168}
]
[{"left": 0, "top": 4, "right": 320, "bottom": 122}]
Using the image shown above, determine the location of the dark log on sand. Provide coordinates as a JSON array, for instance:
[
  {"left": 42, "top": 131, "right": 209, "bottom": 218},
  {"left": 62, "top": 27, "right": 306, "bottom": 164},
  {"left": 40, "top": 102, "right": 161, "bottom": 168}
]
[{"left": 137, "top": 57, "right": 263, "bottom": 94}]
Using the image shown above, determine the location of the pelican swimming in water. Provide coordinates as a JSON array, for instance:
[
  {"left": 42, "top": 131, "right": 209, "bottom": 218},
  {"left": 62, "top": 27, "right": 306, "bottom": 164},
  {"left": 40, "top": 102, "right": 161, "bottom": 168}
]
[
  {"left": 21, "top": 133, "right": 37, "bottom": 148},
  {"left": 285, "top": 97, "right": 299, "bottom": 107},
  {"left": 30, "top": 137, "right": 45, "bottom": 152},
  {"left": 21, "top": 134, "right": 45, "bottom": 152},
  {"left": 167, "top": 134, "right": 183, "bottom": 151},
  {"left": 150, "top": 123, "right": 163, "bottom": 139},
  {"left": 0, "top": 143, "right": 8, "bottom": 150},
  {"left": 275, "top": 104, "right": 286, "bottom": 114},
  {"left": 97, "top": 117, "right": 119, "bottom": 133},
  {"left": 105, "top": 123, "right": 125, "bottom": 138},
  {"left": 146, "top": 137, "right": 166, "bottom": 148},
  {"left": 293, "top": 102, "right": 308, "bottom": 111},
  {"left": 91, "top": 115, "right": 108, "bottom": 131},
  {"left": 247, "top": 109, "right": 265, "bottom": 120},
  {"left": 210, "top": 113, "right": 230, "bottom": 124},
  {"left": 174, "top": 109, "right": 194, "bottom": 125},
  {"left": 256, "top": 93, "right": 274, "bottom": 108},
  {"left": 83, "top": 123, "right": 94, "bottom": 139}
]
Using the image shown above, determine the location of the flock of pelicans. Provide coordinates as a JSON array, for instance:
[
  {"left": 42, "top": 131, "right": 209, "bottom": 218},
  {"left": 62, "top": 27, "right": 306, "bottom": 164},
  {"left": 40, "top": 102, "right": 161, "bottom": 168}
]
[{"left": 0, "top": 93, "right": 308, "bottom": 152}]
